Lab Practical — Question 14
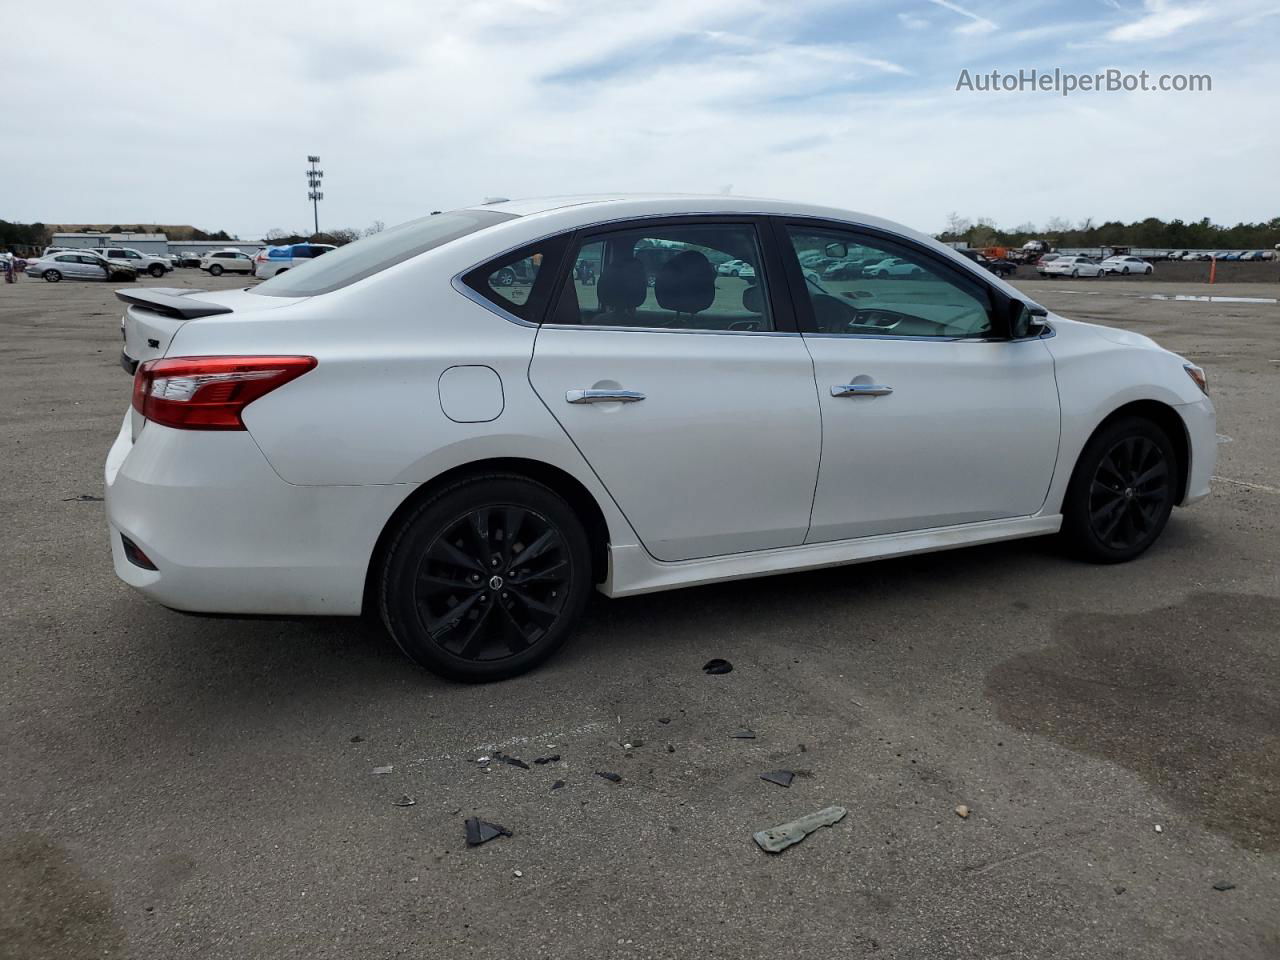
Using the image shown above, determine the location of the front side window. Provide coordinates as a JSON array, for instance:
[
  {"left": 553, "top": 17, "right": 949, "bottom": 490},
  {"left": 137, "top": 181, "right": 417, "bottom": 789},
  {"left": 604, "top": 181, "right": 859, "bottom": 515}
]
[
  {"left": 787, "top": 227, "right": 992, "bottom": 338},
  {"left": 549, "top": 222, "right": 772, "bottom": 332}
]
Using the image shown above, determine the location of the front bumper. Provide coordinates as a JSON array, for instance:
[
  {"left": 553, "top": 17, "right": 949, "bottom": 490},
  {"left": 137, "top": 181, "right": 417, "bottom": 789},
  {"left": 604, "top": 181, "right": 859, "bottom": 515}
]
[
  {"left": 105, "top": 414, "right": 412, "bottom": 616},
  {"left": 1176, "top": 394, "right": 1216, "bottom": 505}
]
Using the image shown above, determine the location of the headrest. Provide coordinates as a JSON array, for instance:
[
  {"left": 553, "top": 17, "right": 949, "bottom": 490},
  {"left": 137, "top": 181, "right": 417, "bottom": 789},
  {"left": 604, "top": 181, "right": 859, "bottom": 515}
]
[
  {"left": 656, "top": 250, "right": 715, "bottom": 314},
  {"left": 742, "top": 285, "right": 763, "bottom": 314},
  {"left": 596, "top": 257, "right": 647, "bottom": 312}
]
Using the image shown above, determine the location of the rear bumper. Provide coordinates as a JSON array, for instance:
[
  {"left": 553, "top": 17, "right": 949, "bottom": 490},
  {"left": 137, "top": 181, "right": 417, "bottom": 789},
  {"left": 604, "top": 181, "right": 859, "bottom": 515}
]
[
  {"left": 105, "top": 414, "right": 412, "bottom": 616},
  {"left": 1176, "top": 395, "right": 1216, "bottom": 505}
]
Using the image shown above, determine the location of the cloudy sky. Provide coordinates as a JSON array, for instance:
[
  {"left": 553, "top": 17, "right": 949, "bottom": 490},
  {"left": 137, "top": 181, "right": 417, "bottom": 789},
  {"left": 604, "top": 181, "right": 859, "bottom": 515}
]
[{"left": 3, "top": 0, "right": 1276, "bottom": 239}]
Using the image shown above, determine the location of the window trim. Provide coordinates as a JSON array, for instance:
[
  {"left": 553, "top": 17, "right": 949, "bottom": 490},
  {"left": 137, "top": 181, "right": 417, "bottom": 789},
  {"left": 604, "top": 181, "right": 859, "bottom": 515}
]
[
  {"left": 458, "top": 233, "right": 572, "bottom": 326},
  {"left": 539, "top": 215, "right": 799, "bottom": 335},
  {"left": 771, "top": 217, "right": 1018, "bottom": 342}
]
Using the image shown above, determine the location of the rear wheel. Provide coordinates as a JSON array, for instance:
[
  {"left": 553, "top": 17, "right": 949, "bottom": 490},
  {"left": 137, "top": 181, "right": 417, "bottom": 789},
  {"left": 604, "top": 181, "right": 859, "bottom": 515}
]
[
  {"left": 148, "top": 263, "right": 165, "bottom": 278},
  {"left": 209, "top": 264, "right": 224, "bottom": 276},
  {"left": 1061, "top": 416, "right": 1177, "bottom": 563},
  {"left": 1070, "top": 269, "right": 1079, "bottom": 278},
  {"left": 379, "top": 475, "right": 592, "bottom": 682},
  {"left": 44, "top": 270, "right": 61, "bottom": 282}
]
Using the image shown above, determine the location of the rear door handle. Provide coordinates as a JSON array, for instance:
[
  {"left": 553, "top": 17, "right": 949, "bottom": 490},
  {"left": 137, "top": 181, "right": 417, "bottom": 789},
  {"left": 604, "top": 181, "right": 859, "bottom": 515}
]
[
  {"left": 566, "top": 389, "right": 646, "bottom": 404},
  {"left": 831, "top": 384, "right": 893, "bottom": 397}
]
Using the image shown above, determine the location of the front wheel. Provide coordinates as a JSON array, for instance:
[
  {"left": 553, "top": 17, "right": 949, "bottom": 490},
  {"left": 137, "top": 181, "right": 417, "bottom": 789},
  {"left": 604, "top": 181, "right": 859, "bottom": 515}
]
[
  {"left": 1060, "top": 417, "right": 1177, "bottom": 563},
  {"left": 44, "top": 270, "right": 62, "bottom": 282},
  {"left": 379, "top": 475, "right": 592, "bottom": 682},
  {"left": 148, "top": 264, "right": 165, "bottom": 278},
  {"left": 208, "top": 264, "right": 224, "bottom": 276},
  {"left": 1145, "top": 266, "right": 1153, "bottom": 275}
]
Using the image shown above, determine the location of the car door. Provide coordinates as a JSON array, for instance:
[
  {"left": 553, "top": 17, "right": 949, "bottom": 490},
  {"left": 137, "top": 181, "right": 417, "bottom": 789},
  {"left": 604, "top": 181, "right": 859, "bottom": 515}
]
[
  {"left": 63, "top": 254, "right": 95, "bottom": 279},
  {"left": 776, "top": 220, "right": 1060, "bottom": 543},
  {"left": 524, "top": 217, "right": 822, "bottom": 562}
]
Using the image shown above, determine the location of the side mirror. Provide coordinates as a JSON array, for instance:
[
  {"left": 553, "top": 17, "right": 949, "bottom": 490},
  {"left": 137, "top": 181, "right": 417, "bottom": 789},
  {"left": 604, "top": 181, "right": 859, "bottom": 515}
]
[
  {"left": 1008, "top": 299, "right": 1048, "bottom": 339},
  {"left": 824, "top": 241, "right": 848, "bottom": 259}
]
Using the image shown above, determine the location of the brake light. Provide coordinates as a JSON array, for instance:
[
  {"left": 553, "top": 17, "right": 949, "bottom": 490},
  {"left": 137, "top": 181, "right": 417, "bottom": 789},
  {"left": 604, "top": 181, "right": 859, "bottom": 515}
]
[{"left": 132, "top": 356, "right": 316, "bottom": 430}]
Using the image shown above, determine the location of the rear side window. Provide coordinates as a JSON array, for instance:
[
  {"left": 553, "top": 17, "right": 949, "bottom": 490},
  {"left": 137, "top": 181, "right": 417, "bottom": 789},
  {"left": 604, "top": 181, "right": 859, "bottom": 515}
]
[
  {"left": 460, "top": 236, "right": 570, "bottom": 322},
  {"left": 253, "top": 210, "right": 516, "bottom": 298}
]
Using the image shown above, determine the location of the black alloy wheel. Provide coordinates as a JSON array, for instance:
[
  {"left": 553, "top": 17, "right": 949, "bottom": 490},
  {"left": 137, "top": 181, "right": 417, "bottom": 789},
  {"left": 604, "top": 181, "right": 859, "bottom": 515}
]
[
  {"left": 1062, "top": 417, "right": 1177, "bottom": 563},
  {"left": 380, "top": 475, "right": 591, "bottom": 681}
]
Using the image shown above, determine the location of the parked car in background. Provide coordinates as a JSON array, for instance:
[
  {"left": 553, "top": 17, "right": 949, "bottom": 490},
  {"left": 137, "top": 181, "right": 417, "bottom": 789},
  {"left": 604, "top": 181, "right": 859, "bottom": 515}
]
[
  {"left": 91, "top": 246, "right": 173, "bottom": 278},
  {"left": 1238, "top": 250, "right": 1265, "bottom": 261},
  {"left": 716, "top": 259, "right": 754, "bottom": 278},
  {"left": 200, "top": 250, "right": 255, "bottom": 276},
  {"left": 957, "top": 249, "right": 1016, "bottom": 278},
  {"left": 1101, "top": 255, "right": 1154, "bottom": 275},
  {"left": 25, "top": 251, "right": 136, "bottom": 282},
  {"left": 251, "top": 243, "right": 337, "bottom": 279},
  {"left": 820, "top": 259, "right": 871, "bottom": 280},
  {"left": 1035, "top": 253, "right": 1064, "bottom": 275},
  {"left": 175, "top": 252, "right": 204, "bottom": 268},
  {"left": 862, "top": 257, "right": 925, "bottom": 279},
  {"left": 1042, "top": 255, "right": 1106, "bottom": 278},
  {"left": 105, "top": 195, "right": 1215, "bottom": 682}
]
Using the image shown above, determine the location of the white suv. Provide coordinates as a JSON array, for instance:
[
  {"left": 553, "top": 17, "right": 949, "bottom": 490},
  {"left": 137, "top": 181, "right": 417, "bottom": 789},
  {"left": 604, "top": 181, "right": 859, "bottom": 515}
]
[
  {"left": 199, "top": 250, "right": 255, "bottom": 276},
  {"left": 93, "top": 247, "right": 173, "bottom": 278}
]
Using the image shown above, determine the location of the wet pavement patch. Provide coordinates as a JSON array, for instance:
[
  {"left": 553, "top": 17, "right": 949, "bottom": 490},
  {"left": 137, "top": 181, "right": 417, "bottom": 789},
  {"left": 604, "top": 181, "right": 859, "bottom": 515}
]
[
  {"left": 0, "top": 834, "right": 126, "bottom": 960},
  {"left": 985, "top": 592, "right": 1280, "bottom": 850}
]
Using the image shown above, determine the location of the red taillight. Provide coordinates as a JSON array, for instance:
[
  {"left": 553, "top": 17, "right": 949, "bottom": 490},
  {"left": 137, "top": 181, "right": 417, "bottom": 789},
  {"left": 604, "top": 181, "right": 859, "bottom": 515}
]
[{"left": 131, "top": 356, "right": 316, "bottom": 430}]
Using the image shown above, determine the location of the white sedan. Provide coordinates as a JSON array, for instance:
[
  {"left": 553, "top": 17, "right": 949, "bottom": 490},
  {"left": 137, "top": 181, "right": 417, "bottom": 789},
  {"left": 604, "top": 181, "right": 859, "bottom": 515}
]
[
  {"left": 1102, "top": 255, "right": 1154, "bottom": 275},
  {"left": 1041, "top": 255, "right": 1107, "bottom": 278},
  {"left": 107, "top": 195, "right": 1215, "bottom": 681},
  {"left": 862, "top": 256, "right": 924, "bottom": 279}
]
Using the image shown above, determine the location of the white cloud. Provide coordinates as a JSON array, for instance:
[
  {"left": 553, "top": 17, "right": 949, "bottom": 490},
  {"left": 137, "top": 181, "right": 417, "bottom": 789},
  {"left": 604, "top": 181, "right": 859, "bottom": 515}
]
[
  {"left": 1106, "top": 0, "right": 1208, "bottom": 41},
  {"left": 898, "top": 12, "right": 931, "bottom": 29},
  {"left": 928, "top": 0, "right": 998, "bottom": 34},
  {"left": 0, "top": 0, "right": 1273, "bottom": 238}
]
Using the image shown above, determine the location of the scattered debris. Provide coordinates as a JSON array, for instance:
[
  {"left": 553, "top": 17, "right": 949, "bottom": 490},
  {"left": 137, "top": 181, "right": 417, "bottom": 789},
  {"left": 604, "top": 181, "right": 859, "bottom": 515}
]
[
  {"left": 493, "top": 752, "right": 530, "bottom": 770},
  {"left": 955, "top": 805, "right": 970, "bottom": 819},
  {"left": 476, "top": 756, "right": 491, "bottom": 764},
  {"left": 513, "top": 869, "right": 523, "bottom": 878},
  {"left": 372, "top": 765, "right": 393, "bottom": 776},
  {"left": 666, "top": 744, "right": 675, "bottom": 753},
  {"left": 622, "top": 740, "right": 643, "bottom": 749},
  {"left": 753, "top": 806, "right": 848, "bottom": 854},
  {"left": 391, "top": 795, "right": 417, "bottom": 807},
  {"left": 703, "top": 658, "right": 733, "bottom": 675},
  {"left": 799, "top": 744, "right": 807, "bottom": 753},
  {"left": 730, "top": 728, "right": 757, "bottom": 739},
  {"left": 1212, "top": 881, "right": 1236, "bottom": 892},
  {"left": 62, "top": 494, "right": 104, "bottom": 502},
  {"left": 349, "top": 735, "right": 364, "bottom": 743},
  {"left": 1154, "top": 824, "right": 1163, "bottom": 833},
  {"left": 1114, "top": 886, "right": 1126, "bottom": 895},
  {"left": 658, "top": 717, "right": 672, "bottom": 724},
  {"left": 533, "top": 755, "right": 561, "bottom": 765},
  {"left": 760, "top": 770, "right": 795, "bottom": 788},
  {"left": 464, "top": 818, "right": 512, "bottom": 847},
  {"left": 551, "top": 780, "right": 565, "bottom": 791},
  {"left": 596, "top": 771, "right": 622, "bottom": 783}
]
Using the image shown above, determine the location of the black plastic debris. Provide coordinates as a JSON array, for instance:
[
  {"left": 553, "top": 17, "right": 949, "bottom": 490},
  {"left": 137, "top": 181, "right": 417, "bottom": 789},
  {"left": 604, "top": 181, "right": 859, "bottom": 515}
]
[
  {"left": 1212, "top": 881, "right": 1236, "bottom": 891},
  {"left": 493, "top": 752, "right": 530, "bottom": 770},
  {"left": 760, "top": 770, "right": 795, "bottom": 788},
  {"left": 703, "top": 659, "right": 733, "bottom": 675},
  {"left": 62, "top": 494, "right": 104, "bottom": 502},
  {"left": 391, "top": 794, "right": 417, "bottom": 807},
  {"left": 551, "top": 780, "right": 565, "bottom": 791},
  {"left": 666, "top": 744, "right": 675, "bottom": 753},
  {"left": 465, "top": 818, "right": 512, "bottom": 847},
  {"left": 657, "top": 717, "right": 672, "bottom": 724},
  {"left": 730, "top": 729, "right": 757, "bottom": 739},
  {"left": 595, "top": 771, "right": 622, "bottom": 783},
  {"left": 533, "top": 755, "right": 560, "bottom": 765},
  {"left": 349, "top": 735, "right": 364, "bottom": 743}
]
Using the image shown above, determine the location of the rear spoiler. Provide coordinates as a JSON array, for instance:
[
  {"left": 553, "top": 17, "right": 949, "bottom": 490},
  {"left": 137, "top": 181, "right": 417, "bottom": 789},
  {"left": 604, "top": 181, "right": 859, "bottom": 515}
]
[{"left": 115, "top": 288, "right": 233, "bottom": 320}]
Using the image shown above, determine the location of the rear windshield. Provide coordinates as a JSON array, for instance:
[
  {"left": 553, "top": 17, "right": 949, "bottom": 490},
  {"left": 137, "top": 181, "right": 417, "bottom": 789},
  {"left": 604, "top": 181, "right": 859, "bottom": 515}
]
[{"left": 251, "top": 209, "right": 517, "bottom": 297}]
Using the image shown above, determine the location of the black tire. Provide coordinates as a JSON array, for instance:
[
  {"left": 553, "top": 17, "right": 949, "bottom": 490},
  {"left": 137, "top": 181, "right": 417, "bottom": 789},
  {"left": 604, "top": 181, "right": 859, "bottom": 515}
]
[
  {"left": 494, "top": 267, "right": 516, "bottom": 286},
  {"left": 208, "top": 264, "right": 224, "bottom": 276},
  {"left": 1070, "top": 269, "right": 1079, "bottom": 278},
  {"left": 1122, "top": 266, "right": 1130, "bottom": 275},
  {"left": 44, "top": 269, "right": 61, "bottom": 282},
  {"left": 148, "top": 263, "right": 165, "bottom": 278},
  {"left": 379, "top": 475, "right": 592, "bottom": 682},
  {"left": 1060, "top": 416, "right": 1178, "bottom": 563}
]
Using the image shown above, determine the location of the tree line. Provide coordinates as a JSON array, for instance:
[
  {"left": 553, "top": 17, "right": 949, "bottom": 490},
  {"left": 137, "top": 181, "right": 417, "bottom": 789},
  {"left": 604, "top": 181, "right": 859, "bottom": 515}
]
[{"left": 940, "top": 214, "right": 1280, "bottom": 251}]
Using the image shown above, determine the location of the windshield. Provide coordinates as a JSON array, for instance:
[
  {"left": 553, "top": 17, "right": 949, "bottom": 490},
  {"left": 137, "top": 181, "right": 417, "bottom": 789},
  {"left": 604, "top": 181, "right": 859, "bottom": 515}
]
[{"left": 251, "top": 209, "right": 517, "bottom": 297}]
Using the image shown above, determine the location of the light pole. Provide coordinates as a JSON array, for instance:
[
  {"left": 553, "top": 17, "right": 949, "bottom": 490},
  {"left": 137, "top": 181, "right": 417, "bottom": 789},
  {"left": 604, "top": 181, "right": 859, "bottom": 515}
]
[{"left": 306, "top": 155, "right": 324, "bottom": 237}]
